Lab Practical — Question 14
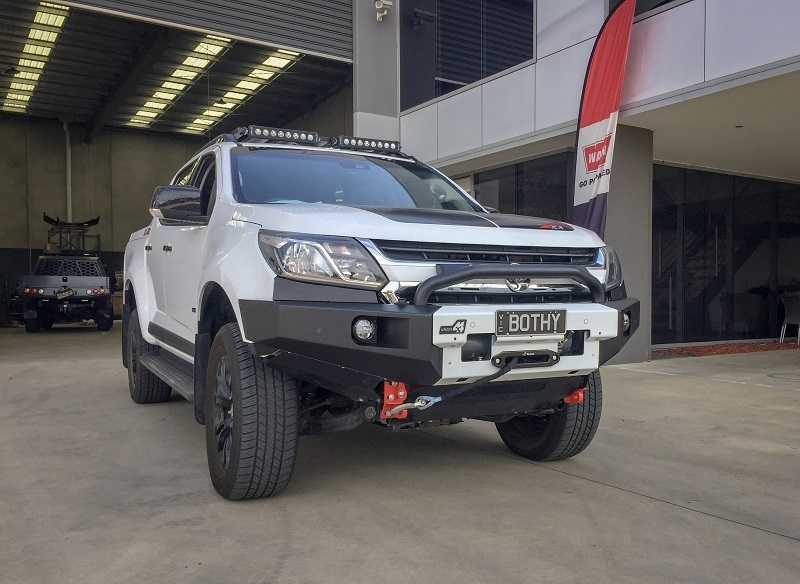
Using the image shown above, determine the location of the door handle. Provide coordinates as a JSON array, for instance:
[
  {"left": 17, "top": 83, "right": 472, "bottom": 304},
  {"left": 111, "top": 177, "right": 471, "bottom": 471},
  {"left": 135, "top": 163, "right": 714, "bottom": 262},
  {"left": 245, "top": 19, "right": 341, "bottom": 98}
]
[
  {"left": 163, "top": 245, "right": 172, "bottom": 252},
  {"left": 145, "top": 245, "right": 152, "bottom": 251}
]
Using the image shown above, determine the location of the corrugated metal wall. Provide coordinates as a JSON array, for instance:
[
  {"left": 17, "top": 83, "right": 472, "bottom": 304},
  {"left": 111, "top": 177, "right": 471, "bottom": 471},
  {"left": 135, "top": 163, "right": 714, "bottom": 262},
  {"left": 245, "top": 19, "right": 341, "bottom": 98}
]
[{"left": 70, "top": 0, "right": 353, "bottom": 61}]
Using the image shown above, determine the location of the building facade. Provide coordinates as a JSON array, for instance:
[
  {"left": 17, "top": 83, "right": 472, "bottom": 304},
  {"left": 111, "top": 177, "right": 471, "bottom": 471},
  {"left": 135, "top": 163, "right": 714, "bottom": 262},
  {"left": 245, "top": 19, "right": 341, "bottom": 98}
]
[{"left": 2, "top": 0, "right": 799, "bottom": 362}]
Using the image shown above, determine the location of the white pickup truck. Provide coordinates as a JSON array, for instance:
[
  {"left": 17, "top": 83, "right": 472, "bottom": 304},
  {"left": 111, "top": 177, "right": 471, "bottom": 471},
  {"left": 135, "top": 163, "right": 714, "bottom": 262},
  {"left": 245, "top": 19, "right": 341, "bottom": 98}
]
[{"left": 123, "top": 125, "right": 639, "bottom": 500}]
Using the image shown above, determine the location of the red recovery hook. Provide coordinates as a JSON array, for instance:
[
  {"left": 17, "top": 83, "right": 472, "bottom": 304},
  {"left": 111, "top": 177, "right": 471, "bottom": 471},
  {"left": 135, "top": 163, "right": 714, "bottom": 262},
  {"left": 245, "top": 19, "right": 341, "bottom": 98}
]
[
  {"left": 381, "top": 381, "right": 410, "bottom": 420},
  {"left": 563, "top": 387, "right": 586, "bottom": 405}
]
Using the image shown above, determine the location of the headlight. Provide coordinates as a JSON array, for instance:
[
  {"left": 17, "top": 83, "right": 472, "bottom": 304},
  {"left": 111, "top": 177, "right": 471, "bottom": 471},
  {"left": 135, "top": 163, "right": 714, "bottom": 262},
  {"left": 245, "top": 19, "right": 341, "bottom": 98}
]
[
  {"left": 601, "top": 246, "right": 623, "bottom": 291},
  {"left": 259, "top": 231, "right": 388, "bottom": 289}
]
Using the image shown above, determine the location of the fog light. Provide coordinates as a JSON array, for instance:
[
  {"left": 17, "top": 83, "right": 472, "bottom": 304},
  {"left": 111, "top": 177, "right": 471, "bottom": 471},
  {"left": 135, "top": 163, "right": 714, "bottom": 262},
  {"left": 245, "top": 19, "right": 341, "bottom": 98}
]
[
  {"left": 352, "top": 317, "right": 377, "bottom": 343},
  {"left": 622, "top": 312, "right": 631, "bottom": 333}
]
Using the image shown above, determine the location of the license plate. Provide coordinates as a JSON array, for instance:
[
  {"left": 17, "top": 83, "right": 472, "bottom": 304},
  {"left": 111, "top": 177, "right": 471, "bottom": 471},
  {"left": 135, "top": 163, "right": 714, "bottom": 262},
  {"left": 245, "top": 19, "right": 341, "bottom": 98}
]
[
  {"left": 56, "top": 287, "right": 75, "bottom": 300},
  {"left": 496, "top": 310, "right": 566, "bottom": 336}
]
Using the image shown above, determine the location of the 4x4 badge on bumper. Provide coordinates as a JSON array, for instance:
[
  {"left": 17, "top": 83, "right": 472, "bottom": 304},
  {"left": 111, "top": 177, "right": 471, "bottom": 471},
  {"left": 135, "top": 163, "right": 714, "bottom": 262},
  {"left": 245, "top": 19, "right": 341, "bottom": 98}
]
[{"left": 439, "top": 319, "right": 467, "bottom": 334}]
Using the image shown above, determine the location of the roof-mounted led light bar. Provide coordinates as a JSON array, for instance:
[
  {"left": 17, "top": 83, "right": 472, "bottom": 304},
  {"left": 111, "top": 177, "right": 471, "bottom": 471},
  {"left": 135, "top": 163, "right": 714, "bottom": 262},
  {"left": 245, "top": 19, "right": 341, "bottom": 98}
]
[
  {"left": 333, "top": 136, "right": 401, "bottom": 152},
  {"left": 233, "top": 125, "right": 319, "bottom": 144}
]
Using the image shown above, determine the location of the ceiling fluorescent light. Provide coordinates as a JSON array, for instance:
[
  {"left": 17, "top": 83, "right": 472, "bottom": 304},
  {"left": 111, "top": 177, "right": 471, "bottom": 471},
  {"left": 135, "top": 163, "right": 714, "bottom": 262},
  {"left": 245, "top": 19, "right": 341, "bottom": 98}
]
[
  {"left": 40, "top": 2, "right": 70, "bottom": 10},
  {"left": 277, "top": 49, "right": 300, "bottom": 56},
  {"left": 249, "top": 69, "right": 274, "bottom": 80},
  {"left": 14, "top": 71, "right": 41, "bottom": 81},
  {"left": 195, "top": 42, "right": 224, "bottom": 56},
  {"left": 6, "top": 93, "right": 31, "bottom": 102},
  {"left": 192, "top": 118, "right": 214, "bottom": 126},
  {"left": 23, "top": 44, "right": 52, "bottom": 56},
  {"left": 172, "top": 69, "right": 198, "bottom": 80},
  {"left": 3, "top": 102, "right": 27, "bottom": 109},
  {"left": 162, "top": 81, "right": 186, "bottom": 91},
  {"left": 29, "top": 29, "right": 58, "bottom": 42},
  {"left": 223, "top": 91, "right": 247, "bottom": 101},
  {"left": 236, "top": 80, "right": 260, "bottom": 91},
  {"left": 214, "top": 101, "right": 235, "bottom": 109},
  {"left": 201, "top": 109, "right": 224, "bottom": 118},
  {"left": 134, "top": 110, "right": 158, "bottom": 119},
  {"left": 263, "top": 56, "right": 290, "bottom": 68},
  {"left": 207, "top": 35, "right": 231, "bottom": 42},
  {"left": 186, "top": 126, "right": 207, "bottom": 131},
  {"left": 10, "top": 82, "right": 35, "bottom": 91},
  {"left": 18, "top": 59, "right": 46, "bottom": 69},
  {"left": 143, "top": 101, "right": 167, "bottom": 110},
  {"left": 33, "top": 12, "right": 66, "bottom": 27},
  {"left": 182, "top": 56, "right": 210, "bottom": 68},
  {"left": 153, "top": 91, "right": 177, "bottom": 100}
]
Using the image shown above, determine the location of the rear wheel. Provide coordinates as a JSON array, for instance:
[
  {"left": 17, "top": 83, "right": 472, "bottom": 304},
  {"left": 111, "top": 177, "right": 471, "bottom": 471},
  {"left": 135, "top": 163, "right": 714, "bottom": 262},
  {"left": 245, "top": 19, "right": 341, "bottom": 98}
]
[
  {"left": 205, "top": 323, "right": 299, "bottom": 500},
  {"left": 24, "top": 319, "right": 39, "bottom": 333},
  {"left": 496, "top": 371, "right": 602, "bottom": 461},
  {"left": 96, "top": 315, "right": 113, "bottom": 331},
  {"left": 127, "top": 309, "right": 171, "bottom": 404}
]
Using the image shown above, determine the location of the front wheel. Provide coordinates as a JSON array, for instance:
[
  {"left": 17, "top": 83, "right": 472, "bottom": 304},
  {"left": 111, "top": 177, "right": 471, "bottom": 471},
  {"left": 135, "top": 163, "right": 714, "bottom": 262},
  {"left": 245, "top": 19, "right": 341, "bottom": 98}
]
[
  {"left": 205, "top": 323, "right": 299, "bottom": 500},
  {"left": 495, "top": 371, "right": 602, "bottom": 461}
]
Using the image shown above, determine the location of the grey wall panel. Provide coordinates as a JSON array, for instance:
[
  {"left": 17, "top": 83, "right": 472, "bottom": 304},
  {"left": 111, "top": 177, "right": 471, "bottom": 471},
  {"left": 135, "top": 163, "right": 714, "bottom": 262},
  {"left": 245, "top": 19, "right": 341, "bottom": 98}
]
[
  {"left": 0, "top": 117, "right": 203, "bottom": 253},
  {"left": 70, "top": 0, "right": 353, "bottom": 61}
]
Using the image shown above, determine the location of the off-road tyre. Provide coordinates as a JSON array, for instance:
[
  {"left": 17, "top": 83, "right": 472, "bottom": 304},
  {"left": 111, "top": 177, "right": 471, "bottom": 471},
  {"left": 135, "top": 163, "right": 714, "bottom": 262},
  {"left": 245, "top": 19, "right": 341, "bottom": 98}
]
[
  {"left": 24, "top": 319, "right": 39, "bottom": 333},
  {"left": 496, "top": 370, "right": 602, "bottom": 461},
  {"left": 96, "top": 316, "right": 114, "bottom": 331},
  {"left": 127, "top": 309, "right": 171, "bottom": 404},
  {"left": 205, "top": 323, "right": 299, "bottom": 500}
]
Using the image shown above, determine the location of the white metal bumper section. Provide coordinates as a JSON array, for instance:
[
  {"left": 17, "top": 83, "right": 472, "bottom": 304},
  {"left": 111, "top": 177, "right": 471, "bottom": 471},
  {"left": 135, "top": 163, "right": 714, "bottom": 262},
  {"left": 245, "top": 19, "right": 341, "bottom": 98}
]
[{"left": 432, "top": 303, "right": 619, "bottom": 385}]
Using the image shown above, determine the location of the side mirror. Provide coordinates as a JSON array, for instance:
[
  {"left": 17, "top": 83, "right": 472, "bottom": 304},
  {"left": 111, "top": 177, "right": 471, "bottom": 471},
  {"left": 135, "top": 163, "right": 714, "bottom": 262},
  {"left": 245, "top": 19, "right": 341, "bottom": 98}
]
[
  {"left": 482, "top": 206, "right": 500, "bottom": 213},
  {"left": 149, "top": 186, "right": 205, "bottom": 224}
]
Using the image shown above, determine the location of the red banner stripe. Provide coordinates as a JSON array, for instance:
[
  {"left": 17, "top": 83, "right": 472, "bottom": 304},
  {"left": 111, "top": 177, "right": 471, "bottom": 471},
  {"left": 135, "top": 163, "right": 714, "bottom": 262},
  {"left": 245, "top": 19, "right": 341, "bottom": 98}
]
[{"left": 578, "top": 0, "right": 636, "bottom": 129}]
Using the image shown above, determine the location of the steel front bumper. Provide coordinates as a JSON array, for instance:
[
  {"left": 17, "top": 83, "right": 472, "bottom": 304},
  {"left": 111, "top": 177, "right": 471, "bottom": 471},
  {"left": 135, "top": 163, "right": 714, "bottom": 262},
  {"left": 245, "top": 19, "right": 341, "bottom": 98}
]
[{"left": 239, "top": 295, "right": 639, "bottom": 402}]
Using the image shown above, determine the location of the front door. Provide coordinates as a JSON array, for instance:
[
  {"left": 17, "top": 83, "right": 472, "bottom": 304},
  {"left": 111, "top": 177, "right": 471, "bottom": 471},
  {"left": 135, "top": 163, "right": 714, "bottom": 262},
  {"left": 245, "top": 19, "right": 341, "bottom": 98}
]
[{"left": 163, "top": 154, "right": 217, "bottom": 344}]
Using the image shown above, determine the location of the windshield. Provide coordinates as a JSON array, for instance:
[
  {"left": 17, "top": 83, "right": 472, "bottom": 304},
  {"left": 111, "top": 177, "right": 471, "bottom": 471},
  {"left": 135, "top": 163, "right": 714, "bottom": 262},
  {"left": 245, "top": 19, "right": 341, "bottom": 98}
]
[{"left": 230, "top": 148, "right": 480, "bottom": 211}]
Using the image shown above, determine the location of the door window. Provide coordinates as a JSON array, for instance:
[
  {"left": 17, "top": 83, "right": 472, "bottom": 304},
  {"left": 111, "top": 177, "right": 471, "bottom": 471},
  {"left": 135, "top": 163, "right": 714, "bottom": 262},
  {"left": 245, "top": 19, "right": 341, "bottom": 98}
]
[{"left": 191, "top": 155, "right": 217, "bottom": 217}]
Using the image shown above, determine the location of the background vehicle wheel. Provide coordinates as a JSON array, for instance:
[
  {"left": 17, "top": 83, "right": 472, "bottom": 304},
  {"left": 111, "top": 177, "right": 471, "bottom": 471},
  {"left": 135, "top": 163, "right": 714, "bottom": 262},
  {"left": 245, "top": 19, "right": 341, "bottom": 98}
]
[
  {"left": 24, "top": 319, "right": 39, "bottom": 333},
  {"left": 127, "top": 309, "right": 171, "bottom": 404},
  {"left": 205, "top": 322, "right": 299, "bottom": 500},
  {"left": 96, "top": 316, "right": 113, "bottom": 331},
  {"left": 39, "top": 318, "right": 54, "bottom": 330},
  {"left": 495, "top": 370, "right": 602, "bottom": 461}
]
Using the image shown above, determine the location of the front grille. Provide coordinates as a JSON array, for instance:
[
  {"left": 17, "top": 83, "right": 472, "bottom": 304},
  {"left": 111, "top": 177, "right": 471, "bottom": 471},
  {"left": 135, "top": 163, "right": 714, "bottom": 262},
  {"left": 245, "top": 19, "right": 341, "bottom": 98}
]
[
  {"left": 36, "top": 258, "right": 104, "bottom": 277},
  {"left": 372, "top": 240, "right": 598, "bottom": 265}
]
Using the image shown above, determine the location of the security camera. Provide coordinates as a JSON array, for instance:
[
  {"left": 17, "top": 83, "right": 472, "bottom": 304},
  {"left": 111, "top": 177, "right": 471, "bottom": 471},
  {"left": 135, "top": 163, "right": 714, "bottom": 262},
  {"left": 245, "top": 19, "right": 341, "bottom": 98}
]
[{"left": 375, "top": 0, "right": 393, "bottom": 21}]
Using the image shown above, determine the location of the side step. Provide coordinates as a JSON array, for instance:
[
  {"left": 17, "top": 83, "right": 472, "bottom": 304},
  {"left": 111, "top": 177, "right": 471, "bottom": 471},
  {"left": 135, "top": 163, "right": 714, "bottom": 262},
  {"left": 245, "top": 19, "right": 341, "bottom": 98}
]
[{"left": 140, "top": 350, "right": 194, "bottom": 402}]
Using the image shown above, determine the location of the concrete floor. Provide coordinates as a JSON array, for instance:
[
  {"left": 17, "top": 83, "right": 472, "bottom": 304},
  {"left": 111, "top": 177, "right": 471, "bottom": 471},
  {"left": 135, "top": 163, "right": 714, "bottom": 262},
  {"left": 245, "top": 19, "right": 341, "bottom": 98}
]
[{"left": 1, "top": 324, "right": 799, "bottom": 584}]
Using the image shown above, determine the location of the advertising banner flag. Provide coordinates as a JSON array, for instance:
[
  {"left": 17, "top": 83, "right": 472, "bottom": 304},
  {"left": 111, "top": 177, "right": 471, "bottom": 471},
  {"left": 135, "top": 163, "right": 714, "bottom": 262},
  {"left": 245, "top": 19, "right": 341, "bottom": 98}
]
[{"left": 572, "top": 0, "right": 637, "bottom": 238}]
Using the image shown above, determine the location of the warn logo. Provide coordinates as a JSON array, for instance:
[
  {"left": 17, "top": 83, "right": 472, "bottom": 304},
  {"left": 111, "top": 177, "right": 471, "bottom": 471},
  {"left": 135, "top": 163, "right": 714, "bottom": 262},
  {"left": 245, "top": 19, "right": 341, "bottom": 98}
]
[{"left": 583, "top": 134, "right": 612, "bottom": 173}]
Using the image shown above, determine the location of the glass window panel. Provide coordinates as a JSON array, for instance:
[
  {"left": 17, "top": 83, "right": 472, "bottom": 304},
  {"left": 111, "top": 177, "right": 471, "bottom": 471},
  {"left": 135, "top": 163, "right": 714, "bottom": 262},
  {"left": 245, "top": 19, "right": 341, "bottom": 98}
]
[
  {"left": 651, "top": 165, "right": 683, "bottom": 344},
  {"left": 516, "top": 153, "right": 572, "bottom": 222},
  {"left": 474, "top": 165, "right": 516, "bottom": 213},
  {"left": 610, "top": 0, "right": 677, "bottom": 16},
  {"left": 732, "top": 177, "right": 777, "bottom": 339},
  {"left": 401, "top": 0, "right": 534, "bottom": 110}
]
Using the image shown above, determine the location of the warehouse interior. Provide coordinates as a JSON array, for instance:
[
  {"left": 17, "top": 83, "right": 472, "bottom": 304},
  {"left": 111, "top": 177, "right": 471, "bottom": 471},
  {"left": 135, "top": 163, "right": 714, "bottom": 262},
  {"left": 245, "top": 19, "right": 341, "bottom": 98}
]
[{"left": 0, "top": 0, "right": 352, "bottom": 319}]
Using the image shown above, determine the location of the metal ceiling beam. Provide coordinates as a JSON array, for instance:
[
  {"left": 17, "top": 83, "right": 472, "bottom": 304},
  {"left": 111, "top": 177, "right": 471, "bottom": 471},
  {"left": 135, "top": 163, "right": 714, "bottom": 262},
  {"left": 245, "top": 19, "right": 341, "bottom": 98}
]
[{"left": 84, "top": 27, "right": 181, "bottom": 142}]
